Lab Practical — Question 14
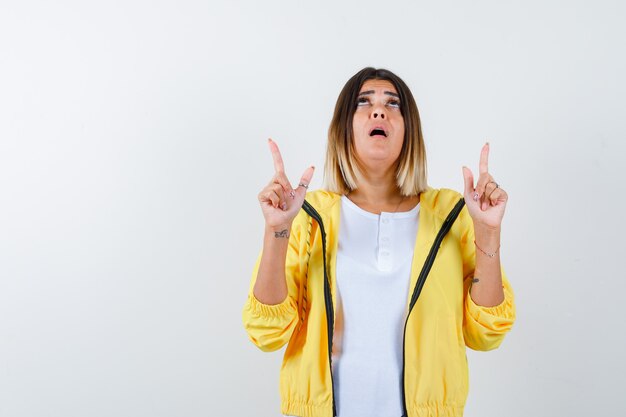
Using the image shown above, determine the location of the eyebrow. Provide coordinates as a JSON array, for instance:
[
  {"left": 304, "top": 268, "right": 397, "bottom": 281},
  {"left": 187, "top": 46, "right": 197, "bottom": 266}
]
[{"left": 358, "top": 90, "right": 400, "bottom": 98}]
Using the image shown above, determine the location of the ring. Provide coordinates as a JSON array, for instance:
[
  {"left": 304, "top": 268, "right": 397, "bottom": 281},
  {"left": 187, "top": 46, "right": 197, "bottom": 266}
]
[{"left": 298, "top": 183, "right": 309, "bottom": 189}]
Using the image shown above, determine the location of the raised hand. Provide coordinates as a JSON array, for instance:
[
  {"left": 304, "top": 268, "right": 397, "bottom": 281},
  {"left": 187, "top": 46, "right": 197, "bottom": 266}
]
[
  {"left": 462, "top": 143, "right": 508, "bottom": 229},
  {"left": 257, "top": 138, "right": 315, "bottom": 229}
]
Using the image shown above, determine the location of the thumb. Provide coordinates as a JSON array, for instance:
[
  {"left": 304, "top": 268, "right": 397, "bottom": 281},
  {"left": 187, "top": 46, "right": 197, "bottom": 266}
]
[{"left": 462, "top": 166, "right": 474, "bottom": 197}]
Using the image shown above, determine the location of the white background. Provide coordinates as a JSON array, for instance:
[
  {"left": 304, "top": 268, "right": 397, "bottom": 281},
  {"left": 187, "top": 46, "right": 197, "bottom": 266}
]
[{"left": 1, "top": 1, "right": 625, "bottom": 416}]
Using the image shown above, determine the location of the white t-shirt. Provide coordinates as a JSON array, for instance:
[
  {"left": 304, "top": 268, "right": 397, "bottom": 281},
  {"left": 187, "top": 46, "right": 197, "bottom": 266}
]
[{"left": 285, "top": 195, "right": 419, "bottom": 417}]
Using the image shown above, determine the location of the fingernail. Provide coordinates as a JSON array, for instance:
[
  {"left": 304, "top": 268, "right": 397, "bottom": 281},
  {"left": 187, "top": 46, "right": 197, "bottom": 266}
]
[{"left": 281, "top": 202, "right": 287, "bottom": 211}]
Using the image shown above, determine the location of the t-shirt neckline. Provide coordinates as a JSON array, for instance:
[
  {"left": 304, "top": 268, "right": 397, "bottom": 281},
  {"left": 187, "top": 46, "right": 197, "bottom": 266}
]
[{"left": 341, "top": 195, "right": 420, "bottom": 220}]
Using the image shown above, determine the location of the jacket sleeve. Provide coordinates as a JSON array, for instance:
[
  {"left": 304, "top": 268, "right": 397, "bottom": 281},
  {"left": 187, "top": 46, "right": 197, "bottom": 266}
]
[
  {"left": 459, "top": 206, "right": 516, "bottom": 351},
  {"left": 241, "top": 218, "right": 303, "bottom": 352}
]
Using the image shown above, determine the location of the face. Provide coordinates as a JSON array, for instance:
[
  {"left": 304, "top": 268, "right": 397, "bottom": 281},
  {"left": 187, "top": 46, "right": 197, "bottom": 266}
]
[{"left": 352, "top": 79, "right": 405, "bottom": 172}]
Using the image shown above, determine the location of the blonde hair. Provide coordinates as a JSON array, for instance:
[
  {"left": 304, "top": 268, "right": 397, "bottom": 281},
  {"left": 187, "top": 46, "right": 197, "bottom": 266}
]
[{"left": 322, "top": 67, "right": 427, "bottom": 196}]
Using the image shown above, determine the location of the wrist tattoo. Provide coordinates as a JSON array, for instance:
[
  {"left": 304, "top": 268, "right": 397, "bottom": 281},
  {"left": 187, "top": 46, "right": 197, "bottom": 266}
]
[{"left": 274, "top": 229, "right": 289, "bottom": 239}]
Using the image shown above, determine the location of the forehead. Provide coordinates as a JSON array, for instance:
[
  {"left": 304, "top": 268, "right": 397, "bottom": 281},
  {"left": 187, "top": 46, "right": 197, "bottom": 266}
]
[{"left": 358, "top": 79, "right": 398, "bottom": 94}]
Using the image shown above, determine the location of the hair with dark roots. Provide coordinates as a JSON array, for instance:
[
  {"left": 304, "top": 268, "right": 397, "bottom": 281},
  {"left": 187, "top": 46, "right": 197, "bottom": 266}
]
[{"left": 323, "top": 67, "right": 427, "bottom": 196}]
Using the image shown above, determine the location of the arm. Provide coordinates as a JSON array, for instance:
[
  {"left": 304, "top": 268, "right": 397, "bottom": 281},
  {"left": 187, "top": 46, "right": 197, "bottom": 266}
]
[
  {"left": 241, "top": 139, "right": 314, "bottom": 352},
  {"left": 253, "top": 223, "right": 293, "bottom": 305},
  {"left": 461, "top": 143, "right": 516, "bottom": 351},
  {"left": 459, "top": 210, "right": 516, "bottom": 351},
  {"left": 242, "top": 221, "right": 301, "bottom": 352},
  {"left": 471, "top": 224, "right": 504, "bottom": 307}
]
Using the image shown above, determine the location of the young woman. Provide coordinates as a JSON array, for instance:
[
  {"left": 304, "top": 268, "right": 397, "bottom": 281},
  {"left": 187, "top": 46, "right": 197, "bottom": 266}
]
[{"left": 242, "top": 67, "right": 516, "bottom": 417}]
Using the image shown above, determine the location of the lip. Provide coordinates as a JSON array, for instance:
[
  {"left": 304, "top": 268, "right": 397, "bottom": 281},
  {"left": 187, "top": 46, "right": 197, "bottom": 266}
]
[{"left": 369, "top": 125, "right": 389, "bottom": 137}]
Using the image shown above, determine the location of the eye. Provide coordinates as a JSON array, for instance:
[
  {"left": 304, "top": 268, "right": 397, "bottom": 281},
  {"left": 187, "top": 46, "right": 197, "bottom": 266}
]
[
  {"left": 356, "top": 97, "right": 369, "bottom": 106},
  {"left": 387, "top": 99, "right": 401, "bottom": 108}
]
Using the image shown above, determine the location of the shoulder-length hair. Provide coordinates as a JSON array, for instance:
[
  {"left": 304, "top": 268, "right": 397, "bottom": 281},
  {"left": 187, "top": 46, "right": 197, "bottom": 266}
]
[{"left": 322, "top": 67, "right": 427, "bottom": 196}]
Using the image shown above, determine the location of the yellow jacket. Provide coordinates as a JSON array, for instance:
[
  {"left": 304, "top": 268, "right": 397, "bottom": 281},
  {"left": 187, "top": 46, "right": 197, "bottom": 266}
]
[{"left": 242, "top": 188, "right": 516, "bottom": 417}]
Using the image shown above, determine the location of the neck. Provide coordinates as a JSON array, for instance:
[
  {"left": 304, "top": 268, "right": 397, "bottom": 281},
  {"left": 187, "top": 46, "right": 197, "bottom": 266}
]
[
  {"left": 350, "top": 158, "right": 402, "bottom": 197},
  {"left": 348, "top": 183, "right": 402, "bottom": 206},
  {"left": 346, "top": 169, "right": 419, "bottom": 214},
  {"left": 348, "top": 161, "right": 400, "bottom": 203}
]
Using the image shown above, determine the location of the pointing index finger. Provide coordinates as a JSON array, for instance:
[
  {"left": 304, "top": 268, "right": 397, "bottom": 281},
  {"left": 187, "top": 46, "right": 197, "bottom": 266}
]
[
  {"left": 479, "top": 142, "right": 489, "bottom": 174},
  {"left": 268, "top": 138, "right": 285, "bottom": 173}
]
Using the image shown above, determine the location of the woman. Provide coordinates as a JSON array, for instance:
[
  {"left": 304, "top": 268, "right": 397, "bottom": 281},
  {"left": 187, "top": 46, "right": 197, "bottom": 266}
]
[{"left": 242, "top": 67, "right": 516, "bottom": 417}]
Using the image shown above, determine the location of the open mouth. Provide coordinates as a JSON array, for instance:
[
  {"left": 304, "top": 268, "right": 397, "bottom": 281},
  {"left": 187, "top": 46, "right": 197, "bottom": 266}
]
[{"left": 369, "top": 128, "right": 387, "bottom": 137}]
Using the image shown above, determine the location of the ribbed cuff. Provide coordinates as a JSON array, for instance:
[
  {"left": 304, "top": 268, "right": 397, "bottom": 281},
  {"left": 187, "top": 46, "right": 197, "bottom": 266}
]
[
  {"left": 246, "top": 292, "right": 294, "bottom": 319},
  {"left": 466, "top": 284, "right": 515, "bottom": 322}
]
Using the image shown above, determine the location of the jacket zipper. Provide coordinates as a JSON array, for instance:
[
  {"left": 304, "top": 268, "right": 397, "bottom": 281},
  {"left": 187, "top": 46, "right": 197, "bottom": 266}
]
[
  {"left": 400, "top": 198, "right": 465, "bottom": 417},
  {"left": 302, "top": 200, "right": 337, "bottom": 417}
]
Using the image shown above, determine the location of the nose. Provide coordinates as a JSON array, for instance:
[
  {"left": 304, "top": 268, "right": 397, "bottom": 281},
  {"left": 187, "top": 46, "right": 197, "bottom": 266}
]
[{"left": 371, "top": 104, "right": 386, "bottom": 120}]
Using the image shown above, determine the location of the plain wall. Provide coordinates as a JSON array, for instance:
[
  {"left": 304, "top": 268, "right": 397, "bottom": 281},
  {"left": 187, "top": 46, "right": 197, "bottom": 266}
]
[{"left": 1, "top": 0, "right": 625, "bottom": 416}]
